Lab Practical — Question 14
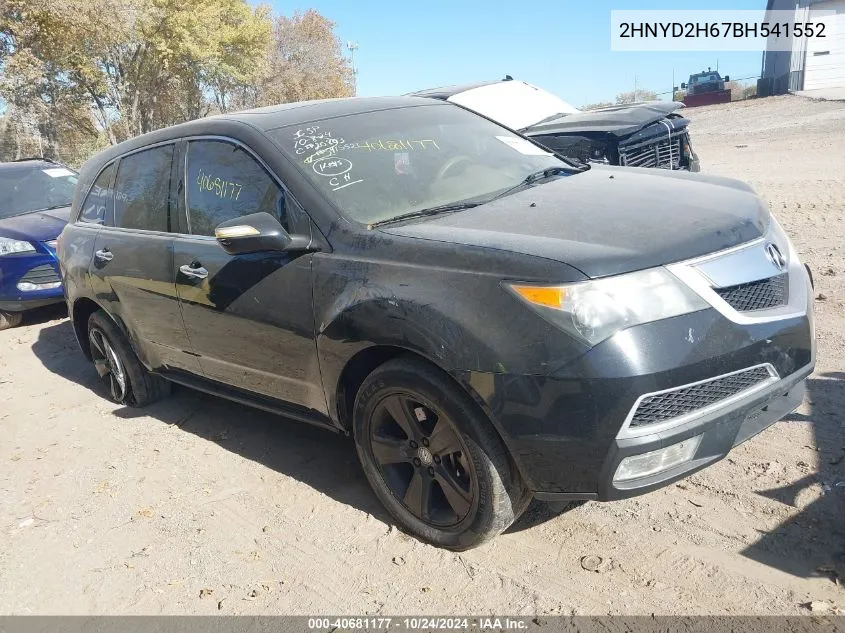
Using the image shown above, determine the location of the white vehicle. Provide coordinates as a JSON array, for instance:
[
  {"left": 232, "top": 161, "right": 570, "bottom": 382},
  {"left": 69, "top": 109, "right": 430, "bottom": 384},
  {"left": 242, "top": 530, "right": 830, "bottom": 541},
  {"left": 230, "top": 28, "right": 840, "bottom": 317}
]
[{"left": 410, "top": 76, "right": 701, "bottom": 171}]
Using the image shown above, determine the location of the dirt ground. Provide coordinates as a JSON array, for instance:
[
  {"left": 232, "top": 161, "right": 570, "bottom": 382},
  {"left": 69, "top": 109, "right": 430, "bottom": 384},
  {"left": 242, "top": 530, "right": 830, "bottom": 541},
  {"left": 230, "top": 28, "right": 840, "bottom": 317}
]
[{"left": 1, "top": 95, "right": 843, "bottom": 616}]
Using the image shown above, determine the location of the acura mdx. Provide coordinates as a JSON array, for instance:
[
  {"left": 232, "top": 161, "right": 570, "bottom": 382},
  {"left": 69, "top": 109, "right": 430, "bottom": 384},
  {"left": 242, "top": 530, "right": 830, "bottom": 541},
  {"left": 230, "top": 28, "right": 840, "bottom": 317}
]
[{"left": 58, "top": 97, "right": 815, "bottom": 550}]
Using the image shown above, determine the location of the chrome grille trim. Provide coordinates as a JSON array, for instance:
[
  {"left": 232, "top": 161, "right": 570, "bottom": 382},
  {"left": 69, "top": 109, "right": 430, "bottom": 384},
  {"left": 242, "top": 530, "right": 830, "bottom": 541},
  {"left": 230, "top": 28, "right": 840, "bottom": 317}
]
[
  {"left": 619, "top": 137, "right": 682, "bottom": 170},
  {"left": 666, "top": 229, "right": 810, "bottom": 326},
  {"left": 617, "top": 364, "right": 780, "bottom": 439}
]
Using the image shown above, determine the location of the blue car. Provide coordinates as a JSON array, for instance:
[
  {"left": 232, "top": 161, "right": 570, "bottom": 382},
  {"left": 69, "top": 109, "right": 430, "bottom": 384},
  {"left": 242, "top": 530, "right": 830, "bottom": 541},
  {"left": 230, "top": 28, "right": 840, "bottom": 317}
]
[{"left": 0, "top": 159, "right": 78, "bottom": 330}]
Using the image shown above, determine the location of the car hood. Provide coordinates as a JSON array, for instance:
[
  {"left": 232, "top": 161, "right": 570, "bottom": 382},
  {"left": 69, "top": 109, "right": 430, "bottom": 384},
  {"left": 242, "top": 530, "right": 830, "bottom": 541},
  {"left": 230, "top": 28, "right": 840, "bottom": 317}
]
[
  {"left": 410, "top": 80, "right": 581, "bottom": 131},
  {"left": 524, "top": 101, "right": 686, "bottom": 138},
  {"left": 0, "top": 206, "right": 71, "bottom": 242},
  {"left": 379, "top": 167, "right": 768, "bottom": 279}
]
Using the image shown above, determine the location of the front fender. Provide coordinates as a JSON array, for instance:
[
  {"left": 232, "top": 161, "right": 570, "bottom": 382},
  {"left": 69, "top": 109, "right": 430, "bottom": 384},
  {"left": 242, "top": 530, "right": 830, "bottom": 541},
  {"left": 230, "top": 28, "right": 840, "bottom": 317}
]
[{"left": 311, "top": 251, "right": 587, "bottom": 433}]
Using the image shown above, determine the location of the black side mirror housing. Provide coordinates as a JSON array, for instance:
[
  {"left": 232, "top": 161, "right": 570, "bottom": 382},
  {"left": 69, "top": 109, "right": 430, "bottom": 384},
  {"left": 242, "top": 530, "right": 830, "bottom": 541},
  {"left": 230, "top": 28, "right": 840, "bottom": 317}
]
[
  {"left": 724, "top": 75, "right": 730, "bottom": 82},
  {"left": 680, "top": 82, "right": 687, "bottom": 89},
  {"left": 214, "top": 212, "right": 315, "bottom": 256}
]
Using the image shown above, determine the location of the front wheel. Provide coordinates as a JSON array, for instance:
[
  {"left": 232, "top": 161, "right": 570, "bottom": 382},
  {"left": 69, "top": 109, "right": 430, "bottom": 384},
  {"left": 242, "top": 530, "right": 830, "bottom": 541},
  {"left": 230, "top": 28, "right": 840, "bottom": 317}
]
[
  {"left": 353, "top": 356, "right": 527, "bottom": 550},
  {"left": 0, "top": 311, "right": 24, "bottom": 331}
]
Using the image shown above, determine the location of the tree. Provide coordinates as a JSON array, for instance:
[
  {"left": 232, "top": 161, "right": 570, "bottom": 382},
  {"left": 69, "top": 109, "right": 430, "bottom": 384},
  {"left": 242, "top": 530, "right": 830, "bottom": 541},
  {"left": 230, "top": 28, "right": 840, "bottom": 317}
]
[
  {"left": 581, "top": 101, "right": 614, "bottom": 111},
  {"left": 615, "top": 89, "right": 658, "bottom": 104},
  {"left": 1, "top": 0, "right": 272, "bottom": 147},
  {"left": 726, "top": 81, "right": 758, "bottom": 101},
  {"left": 0, "top": 1, "right": 352, "bottom": 163},
  {"left": 227, "top": 10, "right": 354, "bottom": 111}
]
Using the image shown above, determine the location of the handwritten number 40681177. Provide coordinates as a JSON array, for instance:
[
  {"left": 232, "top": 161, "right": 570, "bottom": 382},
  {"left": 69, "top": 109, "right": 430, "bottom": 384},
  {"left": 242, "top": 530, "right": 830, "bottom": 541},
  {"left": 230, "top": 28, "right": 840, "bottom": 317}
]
[{"left": 197, "top": 170, "right": 242, "bottom": 201}]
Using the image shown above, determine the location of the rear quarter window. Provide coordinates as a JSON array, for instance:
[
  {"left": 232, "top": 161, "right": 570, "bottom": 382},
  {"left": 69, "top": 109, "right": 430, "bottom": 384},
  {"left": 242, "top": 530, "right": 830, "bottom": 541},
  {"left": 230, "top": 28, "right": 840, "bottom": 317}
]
[{"left": 78, "top": 163, "right": 116, "bottom": 225}]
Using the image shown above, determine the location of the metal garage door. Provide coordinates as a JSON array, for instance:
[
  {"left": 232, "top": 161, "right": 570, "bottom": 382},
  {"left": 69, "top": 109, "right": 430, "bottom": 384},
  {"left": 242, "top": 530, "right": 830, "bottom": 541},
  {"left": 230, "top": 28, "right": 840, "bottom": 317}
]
[{"left": 804, "top": 0, "right": 845, "bottom": 90}]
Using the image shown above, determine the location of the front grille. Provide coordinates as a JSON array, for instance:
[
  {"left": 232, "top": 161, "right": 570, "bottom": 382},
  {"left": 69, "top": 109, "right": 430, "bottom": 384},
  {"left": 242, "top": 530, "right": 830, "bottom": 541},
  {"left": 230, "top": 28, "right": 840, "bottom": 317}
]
[
  {"left": 620, "top": 137, "right": 682, "bottom": 169},
  {"left": 19, "top": 263, "right": 60, "bottom": 285},
  {"left": 715, "top": 274, "right": 788, "bottom": 312},
  {"left": 629, "top": 366, "right": 774, "bottom": 428}
]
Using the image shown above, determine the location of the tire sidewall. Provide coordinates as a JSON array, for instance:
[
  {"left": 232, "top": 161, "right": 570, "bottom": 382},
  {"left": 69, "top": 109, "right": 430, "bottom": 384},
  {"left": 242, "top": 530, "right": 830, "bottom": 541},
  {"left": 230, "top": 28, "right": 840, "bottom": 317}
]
[
  {"left": 0, "top": 311, "right": 23, "bottom": 330},
  {"left": 353, "top": 358, "right": 521, "bottom": 550},
  {"left": 87, "top": 310, "right": 154, "bottom": 407}
]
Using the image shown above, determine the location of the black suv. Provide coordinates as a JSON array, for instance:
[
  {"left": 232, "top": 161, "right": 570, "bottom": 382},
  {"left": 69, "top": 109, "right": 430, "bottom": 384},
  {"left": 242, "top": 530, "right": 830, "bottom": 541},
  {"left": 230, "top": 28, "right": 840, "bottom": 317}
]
[{"left": 58, "top": 97, "right": 815, "bottom": 550}]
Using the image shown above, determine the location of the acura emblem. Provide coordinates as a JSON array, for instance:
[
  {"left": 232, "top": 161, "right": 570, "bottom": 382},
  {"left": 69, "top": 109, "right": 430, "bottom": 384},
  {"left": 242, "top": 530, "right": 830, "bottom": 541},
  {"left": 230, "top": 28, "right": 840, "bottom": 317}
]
[{"left": 765, "top": 242, "right": 787, "bottom": 271}]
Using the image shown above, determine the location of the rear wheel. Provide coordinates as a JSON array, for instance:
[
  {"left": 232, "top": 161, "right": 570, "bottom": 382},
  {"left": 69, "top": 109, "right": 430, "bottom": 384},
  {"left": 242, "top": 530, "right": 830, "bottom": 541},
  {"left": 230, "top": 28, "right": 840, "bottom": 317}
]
[
  {"left": 0, "top": 311, "right": 23, "bottom": 331},
  {"left": 353, "top": 356, "right": 527, "bottom": 550},
  {"left": 87, "top": 310, "right": 171, "bottom": 407}
]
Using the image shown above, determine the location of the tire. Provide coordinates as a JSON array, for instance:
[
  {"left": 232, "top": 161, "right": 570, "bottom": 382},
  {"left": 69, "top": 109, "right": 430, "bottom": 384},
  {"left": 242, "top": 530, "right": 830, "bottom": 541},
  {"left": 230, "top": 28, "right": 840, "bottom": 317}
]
[
  {"left": 87, "top": 310, "right": 171, "bottom": 407},
  {"left": 0, "top": 311, "right": 24, "bottom": 331},
  {"left": 353, "top": 356, "right": 527, "bottom": 550}
]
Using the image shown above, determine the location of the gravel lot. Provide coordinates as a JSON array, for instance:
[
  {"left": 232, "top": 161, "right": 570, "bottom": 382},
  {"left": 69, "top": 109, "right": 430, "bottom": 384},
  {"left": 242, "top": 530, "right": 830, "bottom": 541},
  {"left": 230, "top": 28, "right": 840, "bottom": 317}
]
[{"left": 1, "top": 95, "right": 843, "bottom": 616}]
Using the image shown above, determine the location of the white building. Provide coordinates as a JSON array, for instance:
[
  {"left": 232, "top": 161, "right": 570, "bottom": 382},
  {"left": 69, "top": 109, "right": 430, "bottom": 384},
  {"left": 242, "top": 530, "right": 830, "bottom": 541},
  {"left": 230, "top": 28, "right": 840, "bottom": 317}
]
[{"left": 760, "top": 0, "right": 845, "bottom": 94}]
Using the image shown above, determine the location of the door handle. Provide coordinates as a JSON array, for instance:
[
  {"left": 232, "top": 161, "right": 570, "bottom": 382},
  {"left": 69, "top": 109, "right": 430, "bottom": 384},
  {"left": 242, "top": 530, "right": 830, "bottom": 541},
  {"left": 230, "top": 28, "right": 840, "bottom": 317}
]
[
  {"left": 94, "top": 248, "right": 113, "bottom": 263},
  {"left": 179, "top": 263, "right": 208, "bottom": 280}
]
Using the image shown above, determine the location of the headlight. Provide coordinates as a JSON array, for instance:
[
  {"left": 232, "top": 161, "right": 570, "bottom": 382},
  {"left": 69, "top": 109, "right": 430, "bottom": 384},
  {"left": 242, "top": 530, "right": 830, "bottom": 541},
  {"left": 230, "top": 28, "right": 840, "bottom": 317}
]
[
  {"left": 551, "top": 137, "right": 610, "bottom": 165},
  {"left": 0, "top": 237, "right": 36, "bottom": 256},
  {"left": 584, "top": 141, "right": 610, "bottom": 164},
  {"left": 506, "top": 267, "right": 709, "bottom": 346}
]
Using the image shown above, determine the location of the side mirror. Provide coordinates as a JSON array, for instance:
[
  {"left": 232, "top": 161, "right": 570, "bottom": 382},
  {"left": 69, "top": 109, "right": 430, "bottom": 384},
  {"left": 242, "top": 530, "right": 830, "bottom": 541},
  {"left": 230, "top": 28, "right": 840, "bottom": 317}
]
[
  {"left": 724, "top": 75, "right": 730, "bottom": 82},
  {"left": 214, "top": 212, "right": 313, "bottom": 256},
  {"left": 680, "top": 82, "right": 687, "bottom": 89}
]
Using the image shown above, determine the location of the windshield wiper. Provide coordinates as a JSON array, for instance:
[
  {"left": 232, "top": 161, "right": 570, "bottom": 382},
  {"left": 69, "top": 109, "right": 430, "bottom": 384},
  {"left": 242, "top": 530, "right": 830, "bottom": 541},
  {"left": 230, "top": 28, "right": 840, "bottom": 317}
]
[
  {"left": 368, "top": 202, "right": 480, "bottom": 229},
  {"left": 484, "top": 166, "right": 573, "bottom": 204}
]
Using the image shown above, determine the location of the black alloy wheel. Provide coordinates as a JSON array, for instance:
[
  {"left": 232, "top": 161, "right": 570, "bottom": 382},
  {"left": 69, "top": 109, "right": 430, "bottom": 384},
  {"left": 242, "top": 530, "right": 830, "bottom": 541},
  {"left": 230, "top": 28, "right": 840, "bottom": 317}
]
[
  {"left": 353, "top": 356, "right": 528, "bottom": 550},
  {"left": 86, "top": 309, "right": 171, "bottom": 407},
  {"left": 89, "top": 326, "right": 129, "bottom": 402},
  {"left": 369, "top": 392, "right": 477, "bottom": 527}
]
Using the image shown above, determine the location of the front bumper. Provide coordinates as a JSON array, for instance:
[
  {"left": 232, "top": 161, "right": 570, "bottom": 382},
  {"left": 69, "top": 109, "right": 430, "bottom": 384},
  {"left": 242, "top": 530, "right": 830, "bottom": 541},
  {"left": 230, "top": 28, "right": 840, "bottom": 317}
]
[
  {"left": 0, "top": 296, "right": 64, "bottom": 312},
  {"left": 458, "top": 295, "right": 813, "bottom": 500},
  {"left": 595, "top": 361, "right": 809, "bottom": 500},
  {"left": 0, "top": 250, "right": 64, "bottom": 313}
]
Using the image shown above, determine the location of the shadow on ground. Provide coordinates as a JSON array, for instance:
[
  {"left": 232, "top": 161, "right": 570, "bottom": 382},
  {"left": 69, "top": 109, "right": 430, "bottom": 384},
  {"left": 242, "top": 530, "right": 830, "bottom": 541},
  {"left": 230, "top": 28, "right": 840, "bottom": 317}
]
[
  {"left": 31, "top": 319, "right": 581, "bottom": 537},
  {"left": 741, "top": 371, "right": 845, "bottom": 583},
  {"left": 31, "top": 319, "right": 389, "bottom": 525},
  {"left": 35, "top": 320, "right": 840, "bottom": 557},
  {"left": 21, "top": 303, "right": 67, "bottom": 327}
]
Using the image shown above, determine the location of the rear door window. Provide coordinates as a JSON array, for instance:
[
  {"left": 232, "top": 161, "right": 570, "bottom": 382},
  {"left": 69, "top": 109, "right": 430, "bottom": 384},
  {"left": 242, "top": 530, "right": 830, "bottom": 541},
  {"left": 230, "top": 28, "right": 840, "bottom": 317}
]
[
  {"left": 79, "top": 163, "right": 116, "bottom": 225},
  {"left": 184, "top": 140, "right": 287, "bottom": 236},
  {"left": 113, "top": 144, "right": 174, "bottom": 232}
]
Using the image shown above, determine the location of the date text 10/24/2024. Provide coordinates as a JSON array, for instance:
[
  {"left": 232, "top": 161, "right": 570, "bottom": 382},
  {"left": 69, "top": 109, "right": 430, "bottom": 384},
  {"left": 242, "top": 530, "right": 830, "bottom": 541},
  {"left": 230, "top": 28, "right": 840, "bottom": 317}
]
[{"left": 306, "top": 617, "right": 530, "bottom": 631}]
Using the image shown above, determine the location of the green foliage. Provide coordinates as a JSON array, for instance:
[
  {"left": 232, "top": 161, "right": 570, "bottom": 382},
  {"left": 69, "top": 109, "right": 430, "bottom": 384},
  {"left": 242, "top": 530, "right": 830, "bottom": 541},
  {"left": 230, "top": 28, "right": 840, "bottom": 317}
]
[{"left": 0, "top": 0, "right": 351, "bottom": 163}]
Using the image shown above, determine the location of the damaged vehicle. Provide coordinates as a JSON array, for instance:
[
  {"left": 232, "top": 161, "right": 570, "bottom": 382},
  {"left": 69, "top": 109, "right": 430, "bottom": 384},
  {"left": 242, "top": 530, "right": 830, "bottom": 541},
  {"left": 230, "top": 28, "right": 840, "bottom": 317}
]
[
  {"left": 60, "top": 96, "right": 812, "bottom": 550},
  {"left": 410, "top": 77, "right": 700, "bottom": 171}
]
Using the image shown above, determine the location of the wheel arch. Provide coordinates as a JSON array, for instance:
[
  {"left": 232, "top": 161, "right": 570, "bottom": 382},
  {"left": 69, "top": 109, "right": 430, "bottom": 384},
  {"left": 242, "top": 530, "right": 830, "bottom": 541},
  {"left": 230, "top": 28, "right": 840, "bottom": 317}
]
[
  {"left": 334, "top": 344, "right": 436, "bottom": 432},
  {"left": 332, "top": 343, "right": 529, "bottom": 488},
  {"left": 71, "top": 297, "right": 130, "bottom": 361}
]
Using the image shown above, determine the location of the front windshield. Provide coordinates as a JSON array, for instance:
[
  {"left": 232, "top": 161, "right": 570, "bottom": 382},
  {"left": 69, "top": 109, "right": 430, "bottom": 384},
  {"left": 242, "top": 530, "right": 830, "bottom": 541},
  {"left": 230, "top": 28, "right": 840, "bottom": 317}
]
[
  {"left": 0, "top": 165, "right": 78, "bottom": 219},
  {"left": 691, "top": 74, "right": 719, "bottom": 84},
  {"left": 272, "top": 104, "right": 574, "bottom": 225}
]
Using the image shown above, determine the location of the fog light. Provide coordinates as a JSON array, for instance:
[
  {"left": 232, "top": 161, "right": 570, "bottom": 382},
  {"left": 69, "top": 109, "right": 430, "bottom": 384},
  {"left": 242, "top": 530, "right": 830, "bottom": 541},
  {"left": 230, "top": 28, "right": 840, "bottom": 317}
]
[
  {"left": 614, "top": 435, "right": 702, "bottom": 483},
  {"left": 16, "top": 281, "right": 62, "bottom": 292}
]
